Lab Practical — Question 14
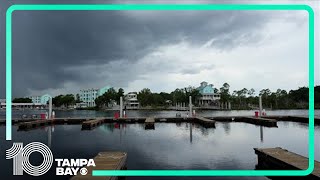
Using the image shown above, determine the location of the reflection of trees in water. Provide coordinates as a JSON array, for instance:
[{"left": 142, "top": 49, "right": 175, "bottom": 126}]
[
  {"left": 193, "top": 125, "right": 210, "bottom": 137},
  {"left": 139, "top": 123, "right": 145, "bottom": 130},
  {"left": 176, "top": 122, "right": 182, "bottom": 127},
  {"left": 222, "top": 122, "right": 231, "bottom": 135},
  {"left": 98, "top": 124, "right": 114, "bottom": 132},
  {"left": 293, "top": 122, "right": 309, "bottom": 129},
  {"left": 281, "top": 121, "right": 290, "bottom": 128}
]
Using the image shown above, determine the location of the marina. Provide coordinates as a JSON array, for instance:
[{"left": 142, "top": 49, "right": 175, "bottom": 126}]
[
  {"left": 3, "top": 114, "right": 319, "bottom": 132},
  {"left": 1, "top": 109, "right": 319, "bottom": 180}
]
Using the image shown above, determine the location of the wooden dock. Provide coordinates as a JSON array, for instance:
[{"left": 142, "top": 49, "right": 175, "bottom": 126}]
[
  {"left": 82, "top": 118, "right": 106, "bottom": 130},
  {"left": 71, "top": 151, "right": 127, "bottom": 180},
  {"left": 145, "top": 117, "right": 155, "bottom": 129},
  {"left": 194, "top": 116, "right": 215, "bottom": 128},
  {"left": 240, "top": 117, "right": 277, "bottom": 127},
  {"left": 18, "top": 119, "right": 54, "bottom": 131},
  {"left": 254, "top": 147, "right": 320, "bottom": 179},
  {"left": 3, "top": 115, "right": 320, "bottom": 131}
]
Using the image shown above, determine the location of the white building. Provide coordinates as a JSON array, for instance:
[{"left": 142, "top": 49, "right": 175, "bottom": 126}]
[
  {"left": 124, "top": 92, "right": 139, "bottom": 109},
  {"left": 80, "top": 85, "right": 111, "bottom": 107},
  {"left": 27, "top": 94, "right": 52, "bottom": 105}
]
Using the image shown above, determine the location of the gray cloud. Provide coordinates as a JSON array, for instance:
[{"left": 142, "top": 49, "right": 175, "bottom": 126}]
[{"left": 0, "top": 0, "right": 316, "bottom": 98}]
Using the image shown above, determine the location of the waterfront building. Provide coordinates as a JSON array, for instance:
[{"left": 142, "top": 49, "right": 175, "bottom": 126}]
[
  {"left": 1, "top": 103, "right": 44, "bottom": 109},
  {"left": 80, "top": 85, "right": 111, "bottom": 107},
  {"left": 196, "top": 81, "right": 221, "bottom": 106},
  {"left": 0, "top": 99, "right": 5, "bottom": 109},
  {"left": 28, "top": 94, "right": 52, "bottom": 105},
  {"left": 124, "top": 92, "right": 140, "bottom": 109}
]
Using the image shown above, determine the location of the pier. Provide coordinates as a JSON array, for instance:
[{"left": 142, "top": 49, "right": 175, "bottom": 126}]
[
  {"left": 194, "top": 116, "right": 215, "bottom": 128},
  {"left": 18, "top": 119, "right": 54, "bottom": 131},
  {"left": 71, "top": 151, "right": 127, "bottom": 180},
  {"left": 5, "top": 115, "right": 320, "bottom": 131},
  {"left": 145, "top": 117, "right": 155, "bottom": 129},
  {"left": 82, "top": 118, "right": 106, "bottom": 130},
  {"left": 240, "top": 117, "right": 277, "bottom": 127},
  {"left": 254, "top": 147, "right": 320, "bottom": 179}
]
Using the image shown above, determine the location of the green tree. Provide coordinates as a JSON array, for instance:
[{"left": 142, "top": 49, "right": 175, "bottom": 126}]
[
  {"left": 75, "top": 94, "right": 81, "bottom": 103},
  {"left": 12, "top": 98, "right": 32, "bottom": 103},
  {"left": 138, "top": 88, "right": 153, "bottom": 107},
  {"left": 117, "top": 88, "right": 125, "bottom": 104},
  {"left": 220, "top": 82, "right": 231, "bottom": 103},
  {"left": 171, "top": 88, "right": 186, "bottom": 104},
  {"left": 52, "top": 94, "right": 75, "bottom": 107}
]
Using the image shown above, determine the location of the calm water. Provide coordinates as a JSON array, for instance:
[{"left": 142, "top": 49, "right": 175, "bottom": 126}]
[{"left": 0, "top": 110, "right": 319, "bottom": 179}]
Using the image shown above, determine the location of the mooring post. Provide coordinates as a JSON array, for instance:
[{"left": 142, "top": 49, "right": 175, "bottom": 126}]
[
  {"left": 49, "top": 97, "right": 52, "bottom": 119},
  {"left": 120, "top": 96, "right": 123, "bottom": 118},
  {"left": 189, "top": 96, "right": 192, "bottom": 116},
  {"left": 259, "top": 95, "right": 263, "bottom": 117}
]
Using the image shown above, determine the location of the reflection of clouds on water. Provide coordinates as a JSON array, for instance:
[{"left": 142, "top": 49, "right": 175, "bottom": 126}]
[{"left": 1, "top": 119, "right": 318, "bottom": 174}]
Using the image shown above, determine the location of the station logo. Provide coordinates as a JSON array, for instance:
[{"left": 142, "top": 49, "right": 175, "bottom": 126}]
[
  {"left": 6, "top": 142, "right": 95, "bottom": 176},
  {"left": 55, "top": 159, "right": 96, "bottom": 176}
]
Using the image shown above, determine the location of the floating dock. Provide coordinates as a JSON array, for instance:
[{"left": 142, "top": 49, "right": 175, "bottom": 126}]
[
  {"left": 241, "top": 117, "right": 277, "bottom": 127},
  {"left": 145, "top": 117, "right": 155, "bottom": 129},
  {"left": 254, "top": 147, "right": 320, "bottom": 179},
  {"left": 82, "top": 118, "right": 106, "bottom": 130},
  {"left": 18, "top": 119, "right": 54, "bottom": 131},
  {"left": 4, "top": 115, "right": 319, "bottom": 131},
  {"left": 71, "top": 151, "right": 127, "bottom": 180},
  {"left": 194, "top": 116, "right": 215, "bottom": 128}
]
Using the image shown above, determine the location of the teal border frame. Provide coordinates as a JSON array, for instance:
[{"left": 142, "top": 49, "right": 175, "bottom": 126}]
[{"left": 6, "top": 4, "right": 315, "bottom": 177}]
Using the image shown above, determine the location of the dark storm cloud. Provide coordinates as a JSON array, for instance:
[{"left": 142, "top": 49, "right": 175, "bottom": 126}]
[{"left": 0, "top": 0, "right": 308, "bottom": 98}]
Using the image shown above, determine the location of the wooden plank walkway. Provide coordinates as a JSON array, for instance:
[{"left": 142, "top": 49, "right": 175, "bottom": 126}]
[
  {"left": 254, "top": 147, "right": 320, "bottom": 178},
  {"left": 82, "top": 118, "right": 105, "bottom": 130},
  {"left": 18, "top": 119, "right": 54, "bottom": 131},
  {"left": 71, "top": 151, "right": 127, "bottom": 180},
  {"left": 145, "top": 117, "right": 155, "bottom": 129},
  {"left": 194, "top": 116, "right": 215, "bottom": 128},
  {"left": 4, "top": 115, "right": 320, "bottom": 131},
  {"left": 241, "top": 117, "right": 278, "bottom": 127}
]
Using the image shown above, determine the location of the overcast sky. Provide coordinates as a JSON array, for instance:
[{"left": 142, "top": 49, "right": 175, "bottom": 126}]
[{"left": 0, "top": 0, "right": 319, "bottom": 98}]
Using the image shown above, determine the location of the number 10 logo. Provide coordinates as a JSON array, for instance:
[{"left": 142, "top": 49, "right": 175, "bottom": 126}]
[{"left": 6, "top": 142, "right": 53, "bottom": 176}]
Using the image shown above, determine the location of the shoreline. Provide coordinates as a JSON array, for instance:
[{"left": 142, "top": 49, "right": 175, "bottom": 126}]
[{"left": 1, "top": 108, "right": 317, "bottom": 111}]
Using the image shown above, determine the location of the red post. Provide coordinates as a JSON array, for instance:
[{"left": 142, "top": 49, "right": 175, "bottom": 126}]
[{"left": 40, "top": 113, "right": 46, "bottom": 119}]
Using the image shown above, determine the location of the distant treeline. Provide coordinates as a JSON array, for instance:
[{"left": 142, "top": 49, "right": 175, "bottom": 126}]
[
  {"left": 12, "top": 98, "right": 32, "bottom": 103},
  {"left": 223, "top": 85, "right": 320, "bottom": 110},
  {"left": 12, "top": 84, "right": 319, "bottom": 110}
]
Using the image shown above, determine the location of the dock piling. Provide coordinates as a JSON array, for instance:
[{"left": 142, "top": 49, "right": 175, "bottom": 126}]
[
  {"left": 189, "top": 96, "right": 192, "bottom": 116},
  {"left": 120, "top": 96, "right": 123, "bottom": 118},
  {"left": 259, "top": 95, "right": 262, "bottom": 117}
]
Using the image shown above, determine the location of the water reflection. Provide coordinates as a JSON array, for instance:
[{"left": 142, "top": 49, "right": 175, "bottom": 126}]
[
  {"left": 190, "top": 123, "right": 193, "bottom": 144},
  {"left": 1, "top": 120, "right": 318, "bottom": 180},
  {"left": 222, "top": 122, "right": 231, "bottom": 135},
  {"left": 260, "top": 126, "right": 263, "bottom": 143},
  {"left": 46, "top": 126, "right": 54, "bottom": 148}
]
